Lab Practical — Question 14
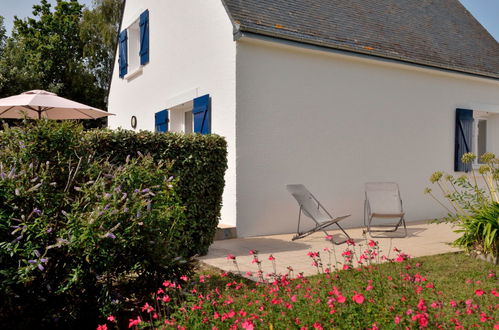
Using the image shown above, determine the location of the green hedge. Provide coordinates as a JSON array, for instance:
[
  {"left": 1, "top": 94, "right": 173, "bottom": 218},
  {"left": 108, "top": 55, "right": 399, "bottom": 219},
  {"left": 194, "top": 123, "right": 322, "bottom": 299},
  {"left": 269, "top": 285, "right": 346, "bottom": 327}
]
[
  {"left": 0, "top": 121, "right": 227, "bottom": 328},
  {"left": 84, "top": 129, "right": 227, "bottom": 256}
]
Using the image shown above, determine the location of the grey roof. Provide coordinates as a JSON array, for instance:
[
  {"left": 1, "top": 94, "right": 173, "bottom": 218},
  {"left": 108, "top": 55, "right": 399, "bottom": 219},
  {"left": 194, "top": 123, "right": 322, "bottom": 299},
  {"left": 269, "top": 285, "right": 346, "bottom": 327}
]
[{"left": 223, "top": 0, "right": 499, "bottom": 80}]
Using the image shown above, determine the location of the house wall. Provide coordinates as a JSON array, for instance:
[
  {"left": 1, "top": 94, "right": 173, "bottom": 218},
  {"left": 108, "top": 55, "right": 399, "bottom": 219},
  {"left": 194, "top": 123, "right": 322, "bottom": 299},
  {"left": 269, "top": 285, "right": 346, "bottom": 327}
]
[
  {"left": 108, "top": 0, "right": 237, "bottom": 226},
  {"left": 235, "top": 36, "right": 499, "bottom": 237}
]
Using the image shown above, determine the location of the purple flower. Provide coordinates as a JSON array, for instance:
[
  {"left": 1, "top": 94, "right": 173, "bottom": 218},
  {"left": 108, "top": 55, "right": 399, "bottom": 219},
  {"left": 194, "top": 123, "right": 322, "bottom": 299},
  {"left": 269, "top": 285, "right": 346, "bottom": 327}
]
[
  {"left": 46, "top": 227, "right": 53, "bottom": 233},
  {"left": 28, "top": 259, "right": 37, "bottom": 264},
  {"left": 33, "top": 208, "right": 42, "bottom": 216},
  {"left": 34, "top": 250, "right": 41, "bottom": 258},
  {"left": 104, "top": 232, "right": 116, "bottom": 239},
  {"left": 103, "top": 193, "right": 111, "bottom": 199},
  {"left": 37, "top": 264, "right": 45, "bottom": 271}
]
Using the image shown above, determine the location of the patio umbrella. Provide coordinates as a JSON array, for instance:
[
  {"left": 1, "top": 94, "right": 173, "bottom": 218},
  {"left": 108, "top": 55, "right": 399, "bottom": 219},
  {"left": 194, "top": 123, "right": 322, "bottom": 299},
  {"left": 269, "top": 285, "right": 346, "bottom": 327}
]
[{"left": 0, "top": 90, "right": 114, "bottom": 120}]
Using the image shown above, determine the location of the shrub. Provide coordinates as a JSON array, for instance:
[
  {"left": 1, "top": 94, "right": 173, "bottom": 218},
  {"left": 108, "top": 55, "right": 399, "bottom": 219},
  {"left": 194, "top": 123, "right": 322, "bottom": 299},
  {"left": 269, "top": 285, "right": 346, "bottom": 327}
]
[
  {"left": 426, "top": 152, "right": 499, "bottom": 257},
  {"left": 0, "top": 120, "right": 226, "bottom": 328},
  {"left": 84, "top": 129, "right": 227, "bottom": 256}
]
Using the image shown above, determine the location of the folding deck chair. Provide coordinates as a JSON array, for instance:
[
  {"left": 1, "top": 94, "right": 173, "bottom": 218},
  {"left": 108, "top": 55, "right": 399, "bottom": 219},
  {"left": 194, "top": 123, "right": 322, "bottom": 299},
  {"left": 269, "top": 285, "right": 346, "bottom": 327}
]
[
  {"left": 286, "top": 184, "right": 351, "bottom": 244},
  {"left": 364, "top": 182, "right": 407, "bottom": 238}
]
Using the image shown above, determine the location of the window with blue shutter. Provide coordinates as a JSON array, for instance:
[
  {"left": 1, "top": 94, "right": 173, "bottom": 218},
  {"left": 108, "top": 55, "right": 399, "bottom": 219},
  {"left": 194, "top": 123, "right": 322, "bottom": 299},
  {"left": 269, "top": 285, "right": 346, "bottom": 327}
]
[
  {"left": 193, "top": 95, "right": 211, "bottom": 134},
  {"left": 139, "top": 10, "right": 149, "bottom": 65},
  {"left": 155, "top": 110, "right": 169, "bottom": 132},
  {"left": 118, "top": 30, "right": 128, "bottom": 78},
  {"left": 455, "top": 108, "right": 473, "bottom": 172}
]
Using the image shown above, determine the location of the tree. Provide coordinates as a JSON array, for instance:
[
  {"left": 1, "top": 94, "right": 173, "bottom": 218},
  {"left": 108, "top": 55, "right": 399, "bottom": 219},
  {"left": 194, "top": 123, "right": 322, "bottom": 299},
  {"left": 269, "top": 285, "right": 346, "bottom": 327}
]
[
  {"left": 0, "top": 16, "right": 6, "bottom": 54},
  {"left": 80, "top": 0, "right": 124, "bottom": 92},
  {"left": 0, "top": 0, "right": 123, "bottom": 112}
]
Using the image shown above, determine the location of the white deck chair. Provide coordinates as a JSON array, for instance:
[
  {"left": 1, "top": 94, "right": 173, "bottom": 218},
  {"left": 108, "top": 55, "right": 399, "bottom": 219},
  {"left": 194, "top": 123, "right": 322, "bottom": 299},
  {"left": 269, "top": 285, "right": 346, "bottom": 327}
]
[
  {"left": 286, "top": 184, "right": 351, "bottom": 244},
  {"left": 364, "top": 182, "right": 407, "bottom": 238}
]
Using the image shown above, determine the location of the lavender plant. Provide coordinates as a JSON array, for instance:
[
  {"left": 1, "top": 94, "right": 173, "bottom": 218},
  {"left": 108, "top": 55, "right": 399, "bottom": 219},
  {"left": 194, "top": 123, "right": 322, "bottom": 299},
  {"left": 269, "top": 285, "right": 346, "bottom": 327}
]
[{"left": 0, "top": 121, "right": 190, "bottom": 329}]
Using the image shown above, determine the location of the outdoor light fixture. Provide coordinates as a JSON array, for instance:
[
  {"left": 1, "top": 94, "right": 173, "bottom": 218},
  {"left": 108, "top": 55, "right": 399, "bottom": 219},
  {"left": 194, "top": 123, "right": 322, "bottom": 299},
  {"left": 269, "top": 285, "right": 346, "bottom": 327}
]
[{"left": 131, "top": 116, "right": 137, "bottom": 129}]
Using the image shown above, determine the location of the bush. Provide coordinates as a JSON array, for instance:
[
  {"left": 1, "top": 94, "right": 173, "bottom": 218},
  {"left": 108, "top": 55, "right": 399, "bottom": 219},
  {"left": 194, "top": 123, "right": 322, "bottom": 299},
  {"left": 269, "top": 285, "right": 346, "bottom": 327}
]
[
  {"left": 84, "top": 129, "right": 227, "bottom": 256},
  {"left": 426, "top": 152, "right": 499, "bottom": 257},
  {"left": 0, "top": 120, "right": 227, "bottom": 328}
]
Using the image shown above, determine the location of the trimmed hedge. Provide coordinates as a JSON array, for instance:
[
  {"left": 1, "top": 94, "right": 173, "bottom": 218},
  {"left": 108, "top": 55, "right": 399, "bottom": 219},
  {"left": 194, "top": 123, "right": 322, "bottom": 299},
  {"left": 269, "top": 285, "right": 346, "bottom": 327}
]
[
  {"left": 0, "top": 121, "right": 227, "bottom": 328},
  {"left": 84, "top": 129, "right": 227, "bottom": 256}
]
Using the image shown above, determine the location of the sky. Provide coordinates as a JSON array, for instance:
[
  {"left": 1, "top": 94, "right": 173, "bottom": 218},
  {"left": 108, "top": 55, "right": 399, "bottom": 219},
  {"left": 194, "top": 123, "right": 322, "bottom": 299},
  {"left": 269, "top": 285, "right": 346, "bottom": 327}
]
[{"left": 0, "top": 0, "right": 498, "bottom": 41}]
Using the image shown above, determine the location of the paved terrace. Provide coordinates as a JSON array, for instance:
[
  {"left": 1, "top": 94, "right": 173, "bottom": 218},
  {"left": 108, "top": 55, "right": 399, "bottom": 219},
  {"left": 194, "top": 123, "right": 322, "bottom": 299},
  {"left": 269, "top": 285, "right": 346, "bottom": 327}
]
[{"left": 199, "top": 221, "right": 461, "bottom": 278}]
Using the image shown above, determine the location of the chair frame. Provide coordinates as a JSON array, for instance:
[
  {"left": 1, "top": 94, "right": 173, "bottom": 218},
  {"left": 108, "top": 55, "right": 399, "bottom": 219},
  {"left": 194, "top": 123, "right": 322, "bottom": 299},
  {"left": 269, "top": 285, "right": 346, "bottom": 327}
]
[
  {"left": 288, "top": 185, "right": 351, "bottom": 244},
  {"left": 364, "top": 183, "right": 407, "bottom": 238}
]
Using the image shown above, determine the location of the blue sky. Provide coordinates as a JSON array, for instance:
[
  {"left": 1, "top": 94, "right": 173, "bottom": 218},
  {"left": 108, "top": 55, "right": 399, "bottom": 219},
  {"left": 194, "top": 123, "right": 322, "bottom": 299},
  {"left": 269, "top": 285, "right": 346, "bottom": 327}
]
[{"left": 1, "top": 0, "right": 498, "bottom": 41}]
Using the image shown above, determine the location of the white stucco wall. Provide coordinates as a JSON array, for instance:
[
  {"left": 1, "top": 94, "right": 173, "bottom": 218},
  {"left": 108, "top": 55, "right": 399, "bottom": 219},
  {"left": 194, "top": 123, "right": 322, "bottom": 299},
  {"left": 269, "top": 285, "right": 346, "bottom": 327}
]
[
  {"left": 235, "top": 36, "right": 499, "bottom": 237},
  {"left": 108, "top": 0, "right": 237, "bottom": 226}
]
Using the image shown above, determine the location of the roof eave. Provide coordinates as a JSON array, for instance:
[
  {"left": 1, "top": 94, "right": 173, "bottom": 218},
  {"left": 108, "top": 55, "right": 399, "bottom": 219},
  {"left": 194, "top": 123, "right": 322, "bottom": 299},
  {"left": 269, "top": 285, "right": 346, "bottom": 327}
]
[{"left": 235, "top": 27, "right": 499, "bottom": 82}]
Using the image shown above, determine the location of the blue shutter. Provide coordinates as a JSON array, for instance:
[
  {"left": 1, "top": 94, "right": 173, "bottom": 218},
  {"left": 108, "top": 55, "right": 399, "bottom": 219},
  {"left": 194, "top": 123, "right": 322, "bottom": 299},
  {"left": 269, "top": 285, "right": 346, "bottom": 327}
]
[
  {"left": 193, "top": 95, "right": 211, "bottom": 134},
  {"left": 155, "top": 110, "right": 169, "bottom": 132},
  {"left": 455, "top": 108, "right": 473, "bottom": 172},
  {"left": 139, "top": 10, "right": 150, "bottom": 65},
  {"left": 118, "top": 30, "right": 128, "bottom": 78}
]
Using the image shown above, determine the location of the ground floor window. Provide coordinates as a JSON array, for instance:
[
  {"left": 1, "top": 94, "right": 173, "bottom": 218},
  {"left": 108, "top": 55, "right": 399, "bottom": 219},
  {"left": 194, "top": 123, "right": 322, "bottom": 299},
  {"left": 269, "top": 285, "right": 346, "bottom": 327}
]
[
  {"left": 160, "top": 94, "right": 211, "bottom": 134},
  {"left": 455, "top": 108, "right": 496, "bottom": 171}
]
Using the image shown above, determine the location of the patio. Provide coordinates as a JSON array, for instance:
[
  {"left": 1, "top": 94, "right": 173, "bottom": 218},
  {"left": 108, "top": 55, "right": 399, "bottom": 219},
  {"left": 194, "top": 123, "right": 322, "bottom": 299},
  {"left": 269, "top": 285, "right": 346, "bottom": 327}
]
[{"left": 199, "top": 220, "right": 461, "bottom": 277}]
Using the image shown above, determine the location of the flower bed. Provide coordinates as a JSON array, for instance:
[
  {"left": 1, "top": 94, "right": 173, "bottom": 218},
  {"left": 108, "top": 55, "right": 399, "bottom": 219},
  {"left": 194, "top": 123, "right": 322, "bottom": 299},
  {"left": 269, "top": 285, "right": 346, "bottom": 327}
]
[{"left": 98, "top": 240, "right": 499, "bottom": 329}]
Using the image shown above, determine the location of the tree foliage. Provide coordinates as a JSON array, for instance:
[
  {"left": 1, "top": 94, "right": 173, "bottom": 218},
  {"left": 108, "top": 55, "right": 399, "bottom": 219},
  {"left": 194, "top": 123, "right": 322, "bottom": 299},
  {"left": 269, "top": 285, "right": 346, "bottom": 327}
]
[
  {"left": 81, "top": 0, "right": 123, "bottom": 91},
  {"left": 0, "top": 0, "right": 123, "bottom": 111}
]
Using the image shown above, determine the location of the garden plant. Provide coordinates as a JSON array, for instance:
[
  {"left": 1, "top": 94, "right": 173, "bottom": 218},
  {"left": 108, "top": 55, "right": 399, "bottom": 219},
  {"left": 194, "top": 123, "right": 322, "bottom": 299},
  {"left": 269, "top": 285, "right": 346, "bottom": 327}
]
[
  {"left": 0, "top": 120, "right": 227, "bottom": 329},
  {"left": 426, "top": 152, "right": 499, "bottom": 259},
  {"left": 97, "top": 238, "right": 498, "bottom": 329}
]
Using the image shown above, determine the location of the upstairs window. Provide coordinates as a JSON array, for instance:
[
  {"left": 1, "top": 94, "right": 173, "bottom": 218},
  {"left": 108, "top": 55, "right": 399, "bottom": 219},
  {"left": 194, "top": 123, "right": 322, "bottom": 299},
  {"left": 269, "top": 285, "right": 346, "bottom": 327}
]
[{"left": 119, "top": 9, "right": 149, "bottom": 79}]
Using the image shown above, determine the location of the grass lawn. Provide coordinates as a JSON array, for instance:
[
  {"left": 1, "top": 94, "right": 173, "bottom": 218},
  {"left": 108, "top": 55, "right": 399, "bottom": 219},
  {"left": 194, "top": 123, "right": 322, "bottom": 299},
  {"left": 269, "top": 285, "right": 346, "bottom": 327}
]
[{"left": 105, "top": 249, "right": 498, "bottom": 329}]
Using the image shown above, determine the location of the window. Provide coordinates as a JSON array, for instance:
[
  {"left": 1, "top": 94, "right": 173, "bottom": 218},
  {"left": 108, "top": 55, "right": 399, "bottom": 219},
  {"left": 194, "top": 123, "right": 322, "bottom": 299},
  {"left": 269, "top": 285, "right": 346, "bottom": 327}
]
[
  {"left": 119, "top": 10, "right": 149, "bottom": 79},
  {"left": 165, "top": 95, "right": 211, "bottom": 134},
  {"left": 455, "top": 109, "right": 494, "bottom": 171},
  {"left": 184, "top": 110, "right": 193, "bottom": 133},
  {"left": 473, "top": 112, "right": 489, "bottom": 165}
]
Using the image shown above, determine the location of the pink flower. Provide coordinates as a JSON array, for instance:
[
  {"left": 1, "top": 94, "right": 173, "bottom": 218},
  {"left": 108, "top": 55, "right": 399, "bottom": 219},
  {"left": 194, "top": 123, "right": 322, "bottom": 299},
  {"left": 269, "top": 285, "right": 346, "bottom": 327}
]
[
  {"left": 394, "top": 316, "right": 401, "bottom": 324},
  {"left": 107, "top": 315, "right": 116, "bottom": 322},
  {"left": 417, "top": 299, "right": 427, "bottom": 311},
  {"left": 291, "top": 295, "right": 298, "bottom": 302},
  {"left": 336, "top": 295, "right": 346, "bottom": 303},
  {"left": 128, "top": 316, "right": 141, "bottom": 328},
  {"left": 475, "top": 289, "right": 485, "bottom": 296},
  {"left": 368, "top": 240, "right": 377, "bottom": 247},
  {"left": 346, "top": 239, "right": 355, "bottom": 246},
  {"left": 97, "top": 325, "right": 107, "bottom": 330},
  {"left": 487, "top": 272, "right": 495, "bottom": 278},
  {"left": 268, "top": 254, "right": 275, "bottom": 261},
  {"left": 249, "top": 250, "right": 257, "bottom": 255},
  {"left": 325, "top": 235, "right": 333, "bottom": 241},
  {"left": 180, "top": 275, "right": 188, "bottom": 282},
  {"left": 342, "top": 264, "right": 350, "bottom": 270},
  {"left": 226, "top": 254, "right": 236, "bottom": 260},
  {"left": 313, "top": 322, "right": 323, "bottom": 329},
  {"left": 141, "top": 302, "right": 154, "bottom": 313},
  {"left": 251, "top": 257, "right": 259, "bottom": 264},
  {"left": 352, "top": 292, "right": 365, "bottom": 304},
  {"left": 449, "top": 300, "right": 457, "bottom": 307},
  {"left": 241, "top": 320, "right": 254, "bottom": 330},
  {"left": 491, "top": 288, "right": 499, "bottom": 297}
]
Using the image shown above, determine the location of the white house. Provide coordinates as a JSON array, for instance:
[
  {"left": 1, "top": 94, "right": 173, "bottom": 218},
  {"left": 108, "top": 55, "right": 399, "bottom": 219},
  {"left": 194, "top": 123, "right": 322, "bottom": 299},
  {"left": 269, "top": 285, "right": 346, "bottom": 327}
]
[{"left": 108, "top": 0, "right": 499, "bottom": 238}]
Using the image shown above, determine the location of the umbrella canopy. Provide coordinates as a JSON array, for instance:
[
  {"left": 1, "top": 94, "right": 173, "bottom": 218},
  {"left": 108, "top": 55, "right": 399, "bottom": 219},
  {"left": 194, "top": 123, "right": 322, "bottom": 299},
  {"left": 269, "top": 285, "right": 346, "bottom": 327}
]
[{"left": 0, "top": 90, "right": 114, "bottom": 120}]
